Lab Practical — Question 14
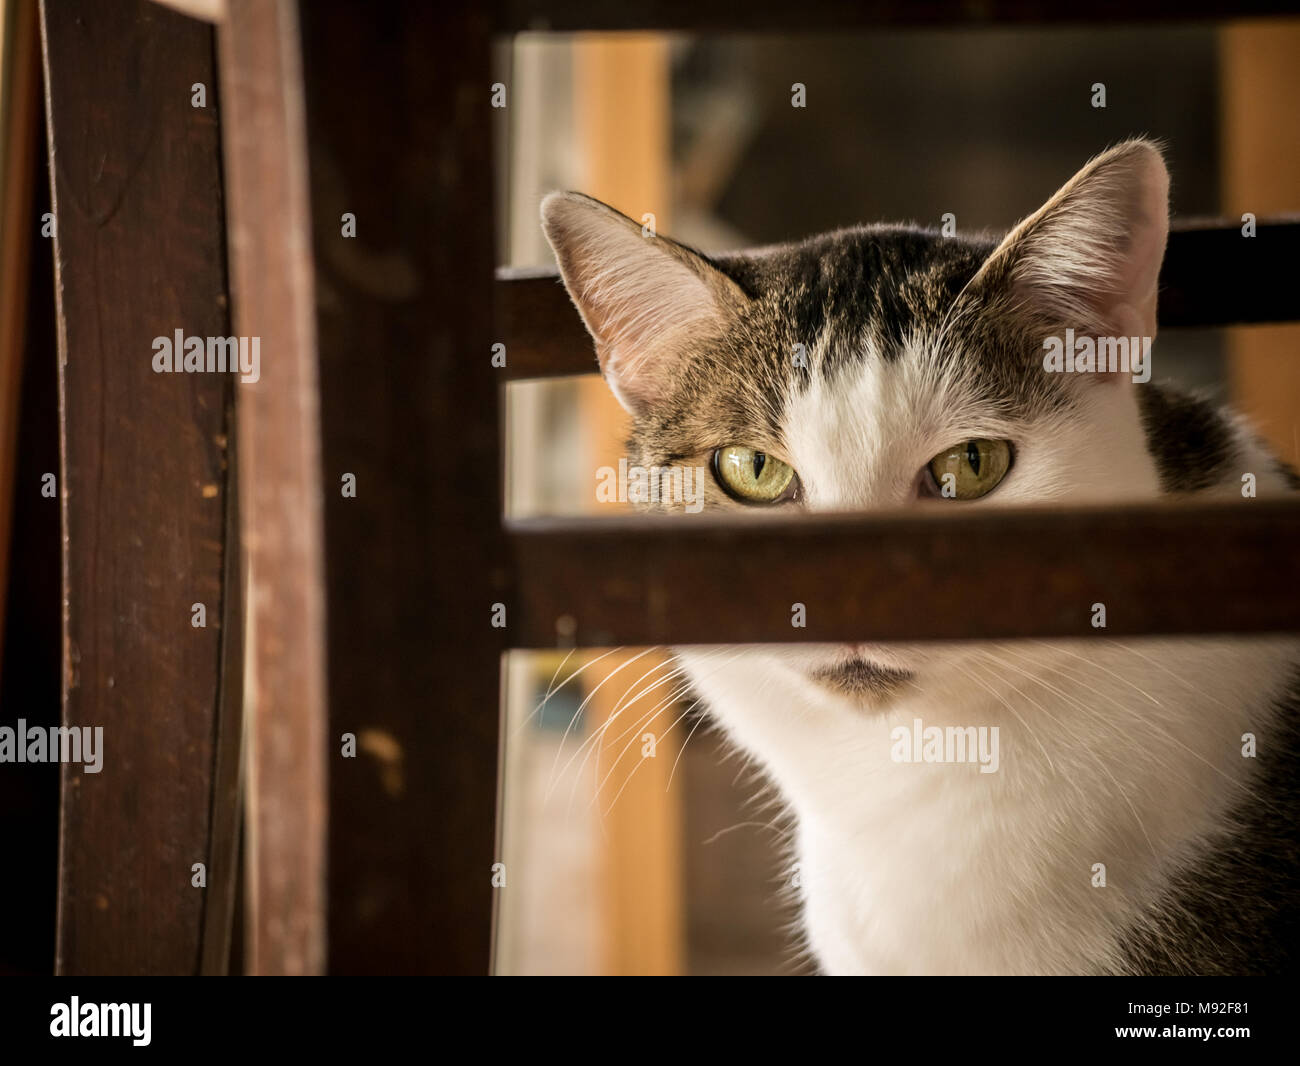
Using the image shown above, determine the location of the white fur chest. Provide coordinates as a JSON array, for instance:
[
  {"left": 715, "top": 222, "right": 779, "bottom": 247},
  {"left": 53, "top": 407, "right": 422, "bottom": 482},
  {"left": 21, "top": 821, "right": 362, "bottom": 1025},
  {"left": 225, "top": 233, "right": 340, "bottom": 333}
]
[{"left": 680, "top": 637, "right": 1298, "bottom": 975}]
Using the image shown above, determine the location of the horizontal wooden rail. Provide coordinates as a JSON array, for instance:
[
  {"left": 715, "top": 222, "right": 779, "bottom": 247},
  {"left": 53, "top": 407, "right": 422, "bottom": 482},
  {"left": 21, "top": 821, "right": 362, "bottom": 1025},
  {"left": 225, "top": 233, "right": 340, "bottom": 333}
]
[
  {"left": 507, "top": 499, "right": 1300, "bottom": 646},
  {"left": 1158, "top": 217, "right": 1300, "bottom": 327},
  {"left": 500, "top": 0, "right": 1300, "bottom": 33},
  {"left": 497, "top": 218, "right": 1300, "bottom": 381}
]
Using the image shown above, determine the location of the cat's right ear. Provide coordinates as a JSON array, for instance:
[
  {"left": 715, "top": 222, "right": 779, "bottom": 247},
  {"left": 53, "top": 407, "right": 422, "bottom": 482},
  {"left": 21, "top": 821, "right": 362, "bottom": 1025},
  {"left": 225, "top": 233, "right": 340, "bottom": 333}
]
[
  {"left": 540, "top": 192, "right": 748, "bottom": 415},
  {"left": 968, "top": 138, "right": 1170, "bottom": 344}
]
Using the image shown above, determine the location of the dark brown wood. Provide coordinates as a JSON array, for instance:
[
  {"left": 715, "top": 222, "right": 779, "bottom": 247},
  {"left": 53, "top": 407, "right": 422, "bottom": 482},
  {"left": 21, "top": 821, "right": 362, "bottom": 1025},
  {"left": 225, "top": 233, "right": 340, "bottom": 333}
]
[
  {"left": 0, "top": 43, "right": 59, "bottom": 977},
  {"left": 496, "top": 264, "right": 597, "bottom": 381},
  {"left": 41, "top": 0, "right": 233, "bottom": 975},
  {"left": 1157, "top": 217, "right": 1300, "bottom": 328},
  {"left": 508, "top": 500, "right": 1300, "bottom": 647},
  {"left": 0, "top": 0, "right": 41, "bottom": 670},
  {"left": 300, "top": 0, "right": 505, "bottom": 973},
  {"left": 501, "top": 0, "right": 1300, "bottom": 33},
  {"left": 218, "top": 0, "right": 328, "bottom": 976},
  {"left": 498, "top": 219, "right": 1300, "bottom": 381},
  {"left": 199, "top": 398, "right": 243, "bottom": 976}
]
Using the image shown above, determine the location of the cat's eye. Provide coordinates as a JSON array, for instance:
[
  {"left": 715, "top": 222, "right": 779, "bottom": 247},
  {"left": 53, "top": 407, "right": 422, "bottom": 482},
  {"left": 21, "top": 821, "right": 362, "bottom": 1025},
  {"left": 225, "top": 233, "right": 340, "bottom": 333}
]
[
  {"left": 925, "top": 439, "right": 1013, "bottom": 500},
  {"left": 713, "top": 446, "right": 799, "bottom": 504}
]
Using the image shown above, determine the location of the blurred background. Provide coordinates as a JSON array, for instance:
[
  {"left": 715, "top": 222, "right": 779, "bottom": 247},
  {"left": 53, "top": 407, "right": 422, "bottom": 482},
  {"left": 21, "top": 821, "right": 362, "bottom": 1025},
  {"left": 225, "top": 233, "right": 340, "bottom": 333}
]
[{"left": 490, "top": 19, "right": 1300, "bottom": 975}]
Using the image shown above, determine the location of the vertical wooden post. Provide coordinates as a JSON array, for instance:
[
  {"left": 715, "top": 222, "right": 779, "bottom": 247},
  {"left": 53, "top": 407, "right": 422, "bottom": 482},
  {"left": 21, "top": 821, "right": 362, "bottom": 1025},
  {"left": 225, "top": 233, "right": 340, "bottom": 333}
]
[
  {"left": 0, "top": 0, "right": 40, "bottom": 673},
  {"left": 218, "top": 0, "right": 328, "bottom": 975},
  {"left": 0, "top": 0, "right": 59, "bottom": 979},
  {"left": 298, "top": 0, "right": 503, "bottom": 973},
  {"left": 41, "top": 0, "right": 234, "bottom": 975}
]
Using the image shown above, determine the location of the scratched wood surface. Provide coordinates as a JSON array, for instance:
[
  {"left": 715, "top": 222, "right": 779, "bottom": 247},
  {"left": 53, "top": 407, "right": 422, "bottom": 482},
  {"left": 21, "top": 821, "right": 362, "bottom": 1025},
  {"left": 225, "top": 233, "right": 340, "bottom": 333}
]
[{"left": 42, "top": 0, "right": 235, "bottom": 975}]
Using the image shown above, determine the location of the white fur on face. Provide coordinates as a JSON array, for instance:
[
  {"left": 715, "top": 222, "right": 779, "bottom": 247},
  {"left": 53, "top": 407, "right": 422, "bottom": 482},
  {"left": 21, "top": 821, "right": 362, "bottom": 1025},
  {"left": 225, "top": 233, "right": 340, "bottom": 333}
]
[
  {"left": 780, "top": 331, "right": 1162, "bottom": 514},
  {"left": 675, "top": 342, "right": 1299, "bottom": 975},
  {"left": 679, "top": 635, "right": 1298, "bottom": 974}
]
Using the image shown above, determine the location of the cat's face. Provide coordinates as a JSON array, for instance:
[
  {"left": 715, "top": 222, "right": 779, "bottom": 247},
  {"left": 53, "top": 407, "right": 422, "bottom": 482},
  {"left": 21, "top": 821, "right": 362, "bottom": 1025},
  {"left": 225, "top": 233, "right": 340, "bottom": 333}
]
[{"left": 542, "top": 140, "right": 1169, "bottom": 705}]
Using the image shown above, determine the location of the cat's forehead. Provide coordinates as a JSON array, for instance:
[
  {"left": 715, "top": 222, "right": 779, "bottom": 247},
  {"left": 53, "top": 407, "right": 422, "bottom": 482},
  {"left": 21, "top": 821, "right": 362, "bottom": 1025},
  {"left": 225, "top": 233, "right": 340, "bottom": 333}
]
[
  {"left": 719, "top": 225, "right": 993, "bottom": 370},
  {"left": 780, "top": 332, "right": 999, "bottom": 508},
  {"left": 632, "top": 226, "right": 1057, "bottom": 464}
]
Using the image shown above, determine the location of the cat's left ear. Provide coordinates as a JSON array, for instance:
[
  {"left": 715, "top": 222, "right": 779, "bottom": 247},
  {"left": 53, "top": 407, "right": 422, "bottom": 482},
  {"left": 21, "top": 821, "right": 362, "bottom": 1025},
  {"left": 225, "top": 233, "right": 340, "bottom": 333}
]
[
  {"left": 541, "top": 191, "right": 749, "bottom": 415},
  {"left": 970, "top": 138, "right": 1169, "bottom": 344}
]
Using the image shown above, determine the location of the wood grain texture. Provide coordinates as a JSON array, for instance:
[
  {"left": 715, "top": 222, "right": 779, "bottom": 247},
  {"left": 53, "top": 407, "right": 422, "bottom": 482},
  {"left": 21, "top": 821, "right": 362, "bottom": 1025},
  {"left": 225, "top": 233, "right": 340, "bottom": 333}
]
[
  {"left": 41, "top": 0, "right": 233, "bottom": 975},
  {"left": 218, "top": 0, "right": 327, "bottom": 976},
  {"left": 299, "top": 0, "right": 505, "bottom": 974},
  {"left": 508, "top": 500, "right": 1300, "bottom": 647},
  {"left": 199, "top": 398, "right": 243, "bottom": 975}
]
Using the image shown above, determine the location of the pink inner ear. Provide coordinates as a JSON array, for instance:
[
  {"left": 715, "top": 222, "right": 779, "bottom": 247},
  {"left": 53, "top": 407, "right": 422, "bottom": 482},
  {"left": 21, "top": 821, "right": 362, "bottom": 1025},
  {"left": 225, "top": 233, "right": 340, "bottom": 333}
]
[
  {"left": 1112, "top": 158, "right": 1170, "bottom": 340},
  {"left": 543, "top": 194, "right": 744, "bottom": 416},
  {"left": 584, "top": 257, "right": 728, "bottom": 414},
  {"left": 993, "top": 143, "right": 1171, "bottom": 341}
]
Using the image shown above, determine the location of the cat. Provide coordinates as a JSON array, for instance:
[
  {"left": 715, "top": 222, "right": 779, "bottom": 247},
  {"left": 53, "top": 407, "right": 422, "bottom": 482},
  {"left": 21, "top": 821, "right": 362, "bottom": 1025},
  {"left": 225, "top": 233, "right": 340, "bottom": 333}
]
[{"left": 540, "top": 139, "right": 1300, "bottom": 975}]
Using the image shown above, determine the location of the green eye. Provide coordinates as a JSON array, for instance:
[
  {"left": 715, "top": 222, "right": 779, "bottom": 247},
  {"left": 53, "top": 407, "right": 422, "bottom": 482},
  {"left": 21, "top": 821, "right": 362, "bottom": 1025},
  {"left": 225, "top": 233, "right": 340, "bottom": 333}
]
[
  {"left": 713, "top": 445, "right": 798, "bottom": 504},
  {"left": 927, "top": 439, "right": 1012, "bottom": 500}
]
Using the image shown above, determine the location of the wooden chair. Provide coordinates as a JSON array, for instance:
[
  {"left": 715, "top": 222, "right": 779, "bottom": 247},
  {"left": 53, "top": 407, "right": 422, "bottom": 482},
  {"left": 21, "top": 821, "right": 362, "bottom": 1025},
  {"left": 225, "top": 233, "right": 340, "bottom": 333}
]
[{"left": 16, "top": 0, "right": 1299, "bottom": 974}]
